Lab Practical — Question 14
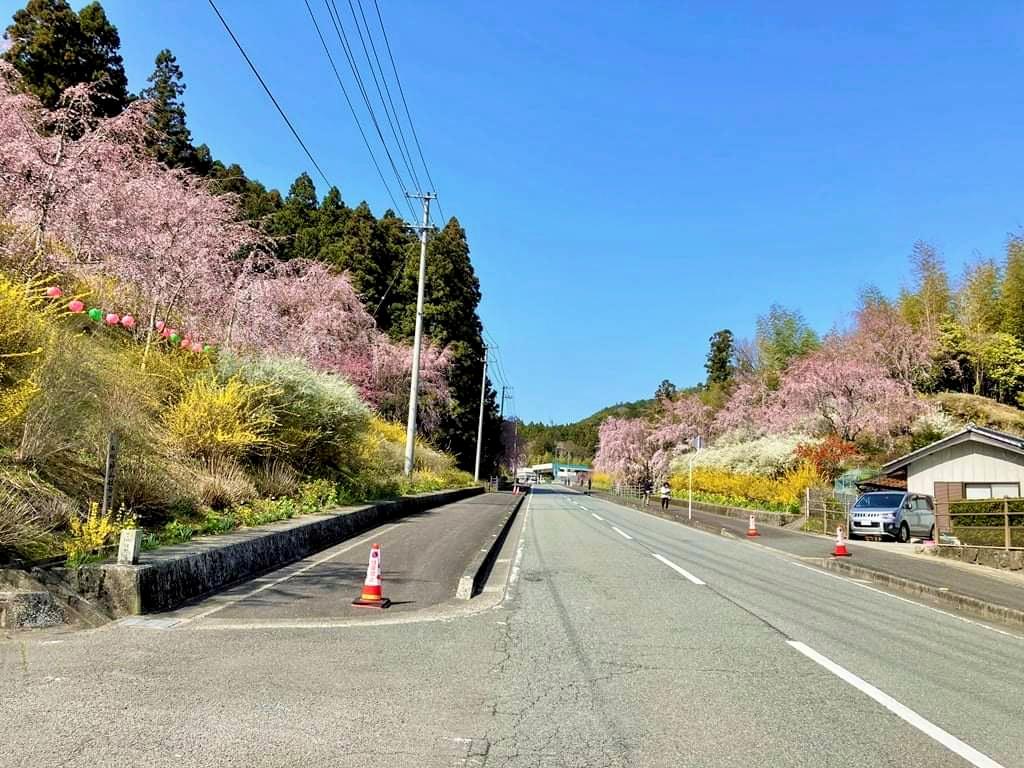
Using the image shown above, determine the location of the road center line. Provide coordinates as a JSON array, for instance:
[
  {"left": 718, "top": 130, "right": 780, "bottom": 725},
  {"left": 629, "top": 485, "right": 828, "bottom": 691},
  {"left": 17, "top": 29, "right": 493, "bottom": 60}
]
[
  {"left": 651, "top": 553, "right": 706, "bottom": 585},
  {"left": 591, "top": 512, "right": 604, "bottom": 521},
  {"left": 180, "top": 524, "right": 402, "bottom": 623},
  {"left": 790, "top": 562, "right": 1023, "bottom": 640},
  {"left": 610, "top": 525, "right": 633, "bottom": 540},
  {"left": 786, "top": 640, "right": 1005, "bottom": 768}
]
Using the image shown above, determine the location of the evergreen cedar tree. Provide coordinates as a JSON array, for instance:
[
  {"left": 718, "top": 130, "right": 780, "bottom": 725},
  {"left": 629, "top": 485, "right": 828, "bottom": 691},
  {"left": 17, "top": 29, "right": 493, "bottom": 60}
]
[
  {"left": 3, "top": 0, "right": 129, "bottom": 116},
  {"left": 1, "top": 0, "right": 503, "bottom": 472},
  {"left": 704, "top": 329, "right": 734, "bottom": 387}
]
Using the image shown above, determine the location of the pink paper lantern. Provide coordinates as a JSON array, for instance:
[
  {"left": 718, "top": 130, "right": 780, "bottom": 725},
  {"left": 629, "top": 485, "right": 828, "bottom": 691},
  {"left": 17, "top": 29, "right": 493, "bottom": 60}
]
[
  {"left": 180, "top": 337, "right": 191, "bottom": 349},
  {"left": 67, "top": 300, "right": 85, "bottom": 314},
  {"left": 190, "top": 341, "right": 203, "bottom": 353},
  {"left": 161, "top": 327, "right": 173, "bottom": 339},
  {"left": 45, "top": 286, "right": 63, "bottom": 298},
  {"left": 121, "top": 314, "right": 136, "bottom": 329},
  {"left": 155, "top": 320, "right": 166, "bottom": 331},
  {"left": 105, "top": 313, "right": 120, "bottom": 326}
]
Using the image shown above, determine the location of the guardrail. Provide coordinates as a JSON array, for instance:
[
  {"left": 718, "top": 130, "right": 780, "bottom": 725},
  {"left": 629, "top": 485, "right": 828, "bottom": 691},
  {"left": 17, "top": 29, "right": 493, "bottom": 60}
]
[{"left": 948, "top": 498, "right": 1024, "bottom": 549}]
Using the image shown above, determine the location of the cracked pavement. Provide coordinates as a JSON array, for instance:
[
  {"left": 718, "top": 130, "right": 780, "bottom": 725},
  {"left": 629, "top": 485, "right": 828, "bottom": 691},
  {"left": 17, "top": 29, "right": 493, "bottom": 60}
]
[{"left": 3, "top": 486, "right": 1023, "bottom": 766}]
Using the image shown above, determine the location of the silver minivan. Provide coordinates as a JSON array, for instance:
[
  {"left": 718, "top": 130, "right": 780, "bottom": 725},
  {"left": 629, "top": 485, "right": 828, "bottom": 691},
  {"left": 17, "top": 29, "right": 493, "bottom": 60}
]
[{"left": 848, "top": 491, "right": 935, "bottom": 543}]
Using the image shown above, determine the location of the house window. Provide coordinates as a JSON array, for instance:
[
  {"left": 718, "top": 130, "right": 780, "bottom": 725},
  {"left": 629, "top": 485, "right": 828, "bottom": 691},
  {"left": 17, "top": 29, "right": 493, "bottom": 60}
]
[{"left": 963, "top": 482, "right": 1020, "bottom": 500}]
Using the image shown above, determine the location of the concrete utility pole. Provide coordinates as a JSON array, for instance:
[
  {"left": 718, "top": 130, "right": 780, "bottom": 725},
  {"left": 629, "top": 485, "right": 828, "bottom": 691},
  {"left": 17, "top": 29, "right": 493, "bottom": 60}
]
[
  {"left": 474, "top": 345, "right": 488, "bottom": 482},
  {"left": 403, "top": 192, "right": 435, "bottom": 476},
  {"left": 499, "top": 385, "right": 508, "bottom": 419}
]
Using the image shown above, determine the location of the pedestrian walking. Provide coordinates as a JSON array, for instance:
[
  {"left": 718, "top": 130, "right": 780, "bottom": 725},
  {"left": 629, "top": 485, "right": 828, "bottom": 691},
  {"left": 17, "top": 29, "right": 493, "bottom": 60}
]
[
  {"left": 642, "top": 478, "right": 653, "bottom": 506},
  {"left": 587, "top": 476, "right": 592, "bottom": 494},
  {"left": 660, "top": 480, "right": 671, "bottom": 510}
]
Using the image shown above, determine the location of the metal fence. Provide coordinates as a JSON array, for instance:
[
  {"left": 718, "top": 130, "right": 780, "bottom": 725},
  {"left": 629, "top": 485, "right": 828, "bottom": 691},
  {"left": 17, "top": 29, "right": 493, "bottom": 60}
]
[{"left": 803, "top": 488, "right": 857, "bottom": 534}]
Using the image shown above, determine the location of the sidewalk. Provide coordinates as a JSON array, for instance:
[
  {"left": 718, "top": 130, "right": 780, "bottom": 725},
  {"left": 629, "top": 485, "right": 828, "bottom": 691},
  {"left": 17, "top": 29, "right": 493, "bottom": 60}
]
[{"left": 594, "top": 490, "right": 1024, "bottom": 628}]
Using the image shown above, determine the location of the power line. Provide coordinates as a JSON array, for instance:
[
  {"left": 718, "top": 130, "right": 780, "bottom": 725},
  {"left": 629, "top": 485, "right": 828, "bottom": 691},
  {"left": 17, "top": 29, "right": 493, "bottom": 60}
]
[
  {"left": 324, "top": 0, "right": 416, "bottom": 220},
  {"left": 302, "top": 0, "right": 402, "bottom": 213},
  {"left": 207, "top": 0, "right": 333, "bottom": 189},
  {"left": 370, "top": 0, "right": 446, "bottom": 221},
  {"left": 350, "top": 0, "right": 421, "bottom": 193}
]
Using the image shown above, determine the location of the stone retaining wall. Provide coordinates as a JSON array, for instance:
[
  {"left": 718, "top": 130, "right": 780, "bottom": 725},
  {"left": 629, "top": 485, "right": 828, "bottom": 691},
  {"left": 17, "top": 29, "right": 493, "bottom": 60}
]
[
  {"left": 937, "top": 544, "right": 1024, "bottom": 571},
  {"left": 46, "top": 487, "right": 483, "bottom": 617}
]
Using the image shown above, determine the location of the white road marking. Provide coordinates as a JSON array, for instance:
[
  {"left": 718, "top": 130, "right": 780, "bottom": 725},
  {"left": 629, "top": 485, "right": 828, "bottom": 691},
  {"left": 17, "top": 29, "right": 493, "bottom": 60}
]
[
  {"left": 651, "top": 553, "right": 706, "bottom": 585},
  {"left": 610, "top": 526, "right": 633, "bottom": 540},
  {"left": 591, "top": 512, "right": 604, "bottom": 521},
  {"left": 787, "top": 640, "right": 1006, "bottom": 768},
  {"left": 179, "top": 524, "right": 402, "bottom": 623},
  {"left": 791, "top": 562, "right": 1023, "bottom": 640},
  {"left": 508, "top": 489, "right": 533, "bottom": 592}
]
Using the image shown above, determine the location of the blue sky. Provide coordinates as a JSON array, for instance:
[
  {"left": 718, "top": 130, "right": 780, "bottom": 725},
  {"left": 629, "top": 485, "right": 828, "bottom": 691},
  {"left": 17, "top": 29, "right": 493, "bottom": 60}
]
[{"left": 5, "top": 1, "right": 1024, "bottom": 424}]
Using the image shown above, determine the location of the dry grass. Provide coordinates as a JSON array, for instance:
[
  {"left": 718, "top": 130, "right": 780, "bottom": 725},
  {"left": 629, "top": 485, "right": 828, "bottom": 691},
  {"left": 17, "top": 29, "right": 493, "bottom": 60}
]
[
  {"left": 194, "top": 456, "right": 257, "bottom": 510},
  {"left": 932, "top": 392, "right": 1024, "bottom": 435}
]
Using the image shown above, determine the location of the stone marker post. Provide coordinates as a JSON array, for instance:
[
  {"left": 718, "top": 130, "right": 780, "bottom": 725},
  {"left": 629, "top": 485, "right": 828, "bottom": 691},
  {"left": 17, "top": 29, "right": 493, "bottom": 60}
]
[{"left": 117, "top": 529, "right": 143, "bottom": 565}]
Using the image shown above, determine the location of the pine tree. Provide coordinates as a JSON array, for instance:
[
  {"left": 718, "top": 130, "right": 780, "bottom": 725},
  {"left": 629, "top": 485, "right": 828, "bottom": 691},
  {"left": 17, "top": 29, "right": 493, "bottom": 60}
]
[
  {"left": 705, "top": 329, "right": 735, "bottom": 386},
  {"left": 141, "top": 48, "right": 194, "bottom": 169},
  {"left": 654, "top": 380, "right": 677, "bottom": 401},
  {"left": 3, "top": 0, "right": 129, "bottom": 115},
  {"left": 269, "top": 172, "right": 319, "bottom": 260}
]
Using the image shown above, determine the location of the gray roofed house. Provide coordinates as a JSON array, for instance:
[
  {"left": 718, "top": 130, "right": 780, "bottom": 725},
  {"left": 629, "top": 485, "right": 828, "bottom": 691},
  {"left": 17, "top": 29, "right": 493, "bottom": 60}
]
[{"left": 878, "top": 425, "right": 1024, "bottom": 536}]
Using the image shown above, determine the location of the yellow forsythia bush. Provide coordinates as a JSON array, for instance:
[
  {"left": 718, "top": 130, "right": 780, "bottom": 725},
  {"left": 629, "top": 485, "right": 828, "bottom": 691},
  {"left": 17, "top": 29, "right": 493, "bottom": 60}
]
[
  {"left": 0, "top": 276, "right": 58, "bottom": 426},
  {"left": 669, "top": 462, "right": 820, "bottom": 511},
  {"left": 164, "top": 375, "right": 278, "bottom": 460},
  {"left": 64, "top": 502, "right": 135, "bottom": 565},
  {"left": 590, "top": 472, "right": 613, "bottom": 490}
]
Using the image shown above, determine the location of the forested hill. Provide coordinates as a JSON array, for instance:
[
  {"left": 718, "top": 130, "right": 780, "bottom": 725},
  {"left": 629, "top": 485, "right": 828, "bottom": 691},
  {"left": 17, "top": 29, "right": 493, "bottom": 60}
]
[
  {"left": 1, "top": 1, "right": 502, "bottom": 470},
  {"left": 519, "top": 399, "right": 657, "bottom": 464}
]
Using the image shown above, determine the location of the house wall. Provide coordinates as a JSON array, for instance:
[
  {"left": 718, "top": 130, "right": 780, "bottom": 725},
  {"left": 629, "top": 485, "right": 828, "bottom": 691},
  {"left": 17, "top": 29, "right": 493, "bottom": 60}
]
[{"left": 907, "top": 441, "right": 1024, "bottom": 495}]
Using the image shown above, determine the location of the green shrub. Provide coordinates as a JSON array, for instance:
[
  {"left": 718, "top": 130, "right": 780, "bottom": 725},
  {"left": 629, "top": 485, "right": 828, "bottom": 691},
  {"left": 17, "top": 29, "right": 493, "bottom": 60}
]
[{"left": 218, "top": 355, "right": 369, "bottom": 472}]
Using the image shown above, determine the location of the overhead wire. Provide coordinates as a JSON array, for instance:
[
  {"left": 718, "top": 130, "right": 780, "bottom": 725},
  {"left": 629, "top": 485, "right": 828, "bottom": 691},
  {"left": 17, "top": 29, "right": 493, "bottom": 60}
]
[
  {"left": 349, "top": 0, "right": 422, "bottom": 193},
  {"left": 370, "top": 0, "right": 446, "bottom": 222},
  {"left": 207, "top": 0, "right": 333, "bottom": 189},
  {"left": 324, "top": 0, "right": 417, "bottom": 220},
  {"left": 301, "top": 0, "right": 402, "bottom": 213}
]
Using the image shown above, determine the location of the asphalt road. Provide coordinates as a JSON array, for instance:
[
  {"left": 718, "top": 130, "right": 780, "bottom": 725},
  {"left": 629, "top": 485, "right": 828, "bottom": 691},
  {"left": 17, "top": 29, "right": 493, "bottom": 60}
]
[
  {"left": 2, "top": 485, "right": 1022, "bottom": 767},
  {"left": 163, "top": 492, "right": 521, "bottom": 625},
  {"left": 602, "top": 491, "right": 1024, "bottom": 615}
]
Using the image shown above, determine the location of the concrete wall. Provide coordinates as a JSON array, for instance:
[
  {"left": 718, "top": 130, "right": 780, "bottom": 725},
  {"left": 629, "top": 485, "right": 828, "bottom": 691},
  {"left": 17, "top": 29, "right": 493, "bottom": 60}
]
[
  {"left": 50, "top": 487, "right": 482, "bottom": 617},
  {"left": 907, "top": 441, "right": 1024, "bottom": 495}
]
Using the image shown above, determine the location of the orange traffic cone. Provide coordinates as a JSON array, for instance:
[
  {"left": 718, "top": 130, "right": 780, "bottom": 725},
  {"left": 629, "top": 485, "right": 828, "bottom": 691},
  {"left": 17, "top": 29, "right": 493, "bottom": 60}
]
[
  {"left": 746, "top": 513, "right": 760, "bottom": 537},
  {"left": 352, "top": 543, "right": 391, "bottom": 608},
  {"left": 832, "top": 526, "right": 852, "bottom": 557}
]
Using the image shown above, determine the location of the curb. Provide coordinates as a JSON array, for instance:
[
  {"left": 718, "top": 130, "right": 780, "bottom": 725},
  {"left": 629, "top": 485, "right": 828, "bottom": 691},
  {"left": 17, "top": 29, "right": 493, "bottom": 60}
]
[
  {"left": 821, "top": 557, "right": 1024, "bottom": 629},
  {"left": 456, "top": 493, "right": 526, "bottom": 600},
  {"left": 596, "top": 489, "right": 1024, "bottom": 630}
]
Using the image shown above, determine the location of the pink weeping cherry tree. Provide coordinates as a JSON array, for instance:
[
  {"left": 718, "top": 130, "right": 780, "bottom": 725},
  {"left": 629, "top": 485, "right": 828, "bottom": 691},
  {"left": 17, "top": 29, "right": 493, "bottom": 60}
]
[
  {"left": 767, "top": 339, "right": 925, "bottom": 444},
  {"left": 0, "top": 63, "right": 453, "bottom": 425}
]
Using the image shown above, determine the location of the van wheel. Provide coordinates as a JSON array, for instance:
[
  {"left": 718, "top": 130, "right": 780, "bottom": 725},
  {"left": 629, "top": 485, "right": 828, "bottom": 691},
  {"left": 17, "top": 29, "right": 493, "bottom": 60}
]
[{"left": 897, "top": 522, "right": 910, "bottom": 543}]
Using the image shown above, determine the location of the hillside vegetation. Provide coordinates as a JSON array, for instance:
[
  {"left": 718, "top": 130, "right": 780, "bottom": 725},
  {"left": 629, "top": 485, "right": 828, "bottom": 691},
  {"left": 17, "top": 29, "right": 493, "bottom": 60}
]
[{"left": 591, "top": 246, "right": 1024, "bottom": 513}]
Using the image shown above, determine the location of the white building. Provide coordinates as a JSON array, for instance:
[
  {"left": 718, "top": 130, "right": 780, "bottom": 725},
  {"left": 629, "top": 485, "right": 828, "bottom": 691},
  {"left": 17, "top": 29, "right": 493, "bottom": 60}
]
[{"left": 880, "top": 425, "right": 1024, "bottom": 534}]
